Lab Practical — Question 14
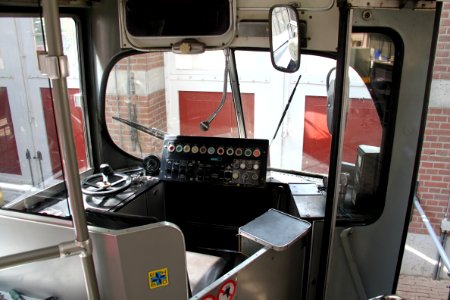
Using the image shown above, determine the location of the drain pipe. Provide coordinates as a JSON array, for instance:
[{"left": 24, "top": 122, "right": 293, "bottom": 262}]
[
  {"left": 434, "top": 198, "right": 450, "bottom": 279},
  {"left": 414, "top": 196, "right": 450, "bottom": 277}
]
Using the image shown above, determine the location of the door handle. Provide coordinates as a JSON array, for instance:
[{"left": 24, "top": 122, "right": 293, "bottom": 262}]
[
  {"left": 34, "top": 151, "right": 45, "bottom": 188},
  {"left": 25, "top": 149, "right": 35, "bottom": 186}
]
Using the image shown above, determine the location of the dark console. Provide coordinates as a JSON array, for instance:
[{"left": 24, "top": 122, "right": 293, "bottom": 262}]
[
  {"left": 32, "top": 167, "right": 161, "bottom": 218},
  {"left": 159, "top": 136, "right": 269, "bottom": 187}
]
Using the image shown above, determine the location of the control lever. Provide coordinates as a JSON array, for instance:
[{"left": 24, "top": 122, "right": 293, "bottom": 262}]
[
  {"left": 100, "top": 163, "right": 114, "bottom": 185},
  {"left": 81, "top": 163, "right": 132, "bottom": 196}
]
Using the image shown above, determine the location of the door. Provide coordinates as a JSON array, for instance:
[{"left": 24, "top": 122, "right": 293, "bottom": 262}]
[
  {"left": 0, "top": 18, "right": 46, "bottom": 186},
  {"left": 0, "top": 17, "right": 88, "bottom": 205}
]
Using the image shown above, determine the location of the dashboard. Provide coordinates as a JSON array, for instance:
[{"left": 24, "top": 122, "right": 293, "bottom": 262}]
[{"left": 159, "top": 136, "right": 269, "bottom": 188}]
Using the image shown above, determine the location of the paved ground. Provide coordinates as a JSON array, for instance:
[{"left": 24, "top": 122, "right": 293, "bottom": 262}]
[{"left": 396, "top": 275, "right": 450, "bottom": 300}]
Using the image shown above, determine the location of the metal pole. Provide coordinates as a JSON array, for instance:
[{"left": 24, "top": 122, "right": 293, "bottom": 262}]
[
  {"left": 318, "top": 6, "right": 353, "bottom": 299},
  {"left": 41, "top": 0, "right": 100, "bottom": 298},
  {"left": 0, "top": 246, "right": 60, "bottom": 270},
  {"left": 414, "top": 197, "right": 450, "bottom": 276},
  {"left": 228, "top": 50, "right": 247, "bottom": 138}
]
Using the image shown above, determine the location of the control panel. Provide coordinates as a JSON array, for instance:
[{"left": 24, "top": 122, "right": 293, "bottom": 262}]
[{"left": 159, "top": 135, "right": 269, "bottom": 187}]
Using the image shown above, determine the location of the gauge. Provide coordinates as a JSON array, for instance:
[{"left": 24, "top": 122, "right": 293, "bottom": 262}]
[{"left": 143, "top": 155, "right": 161, "bottom": 176}]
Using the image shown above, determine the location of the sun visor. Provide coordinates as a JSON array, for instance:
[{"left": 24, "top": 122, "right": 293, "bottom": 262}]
[{"left": 118, "top": 0, "right": 236, "bottom": 50}]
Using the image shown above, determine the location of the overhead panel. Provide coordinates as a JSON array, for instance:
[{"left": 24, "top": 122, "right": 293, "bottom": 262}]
[{"left": 118, "top": 0, "right": 236, "bottom": 50}]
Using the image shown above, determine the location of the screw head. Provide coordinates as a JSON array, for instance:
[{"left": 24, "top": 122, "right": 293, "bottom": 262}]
[{"left": 362, "top": 10, "right": 373, "bottom": 20}]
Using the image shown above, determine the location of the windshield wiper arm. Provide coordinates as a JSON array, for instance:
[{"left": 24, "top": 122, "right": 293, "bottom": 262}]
[
  {"left": 112, "top": 116, "right": 166, "bottom": 140},
  {"left": 271, "top": 74, "right": 302, "bottom": 142}
]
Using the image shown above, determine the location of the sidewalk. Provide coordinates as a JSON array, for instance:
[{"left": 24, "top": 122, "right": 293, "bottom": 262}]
[{"left": 397, "top": 274, "right": 450, "bottom": 300}]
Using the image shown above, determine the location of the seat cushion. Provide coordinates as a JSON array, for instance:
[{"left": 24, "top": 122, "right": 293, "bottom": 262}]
[{"left": 186, "top": 251, "right": 227, "bottom": 295}]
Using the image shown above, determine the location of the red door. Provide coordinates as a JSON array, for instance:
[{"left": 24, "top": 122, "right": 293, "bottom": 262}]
[
  {"left": 303, "top": 95, "right": 382, "bottom": 173},
  {"left": 179, "top": 91, "right": 255, "bottom": 137},
  {"left": 0, "top": 87, "right": 21, "bottom": 175},
  {"left": 41, "top": 88, "right": 88, "bottom": 175}
]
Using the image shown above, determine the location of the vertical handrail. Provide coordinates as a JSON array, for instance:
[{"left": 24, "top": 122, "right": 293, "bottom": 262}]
[
  {"left": 41, "top": 0, "right": 100, "bottom": 298},
  {"left": 414, "top": 196, "right": 450, "bottom": 276},
  {"left": 0, "top": 2, "right": 100, "bottom": 298}
]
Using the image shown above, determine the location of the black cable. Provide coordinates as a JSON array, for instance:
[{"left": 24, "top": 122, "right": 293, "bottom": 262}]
[{"left": 200, "top": 49, "right": 230, "bottom": 131}]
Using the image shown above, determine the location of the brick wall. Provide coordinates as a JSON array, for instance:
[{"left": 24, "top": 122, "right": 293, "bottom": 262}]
[
  {"left": 434, "top": 1, "right": 450, "bottom": 80},
  {"left": 413, "top": 108, "right": 450, "bottom": 234},
  {"left": 410, "top": 2, "right": 450, "bottom": 235},
  {"left": 105, "top": 52, "right": 167, "bottom": 158}
]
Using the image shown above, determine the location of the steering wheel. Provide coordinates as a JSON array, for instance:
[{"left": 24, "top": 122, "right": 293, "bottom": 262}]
[{"left": 81, "top": 163, "right": 132, "bottom": 196}]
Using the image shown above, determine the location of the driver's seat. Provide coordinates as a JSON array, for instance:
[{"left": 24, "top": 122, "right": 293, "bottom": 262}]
[{"left": 186, "top": 251, "right": 226, "bottom": 295}]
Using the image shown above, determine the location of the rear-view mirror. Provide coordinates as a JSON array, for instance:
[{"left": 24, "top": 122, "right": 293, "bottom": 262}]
[{"left": 269, "top": 5, "right": 301, "bottom": 73}]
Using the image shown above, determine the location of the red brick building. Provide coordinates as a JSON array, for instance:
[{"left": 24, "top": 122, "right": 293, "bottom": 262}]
[{"left": 412, "top": 1, "right": 450, "bottom": 235}]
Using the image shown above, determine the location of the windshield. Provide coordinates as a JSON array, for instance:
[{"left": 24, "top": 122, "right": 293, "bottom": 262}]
[
  {"left": 0, "top": 17, "right": 395, "bottom": 224},
  {"left": 105, "top": 44, "right": 386, "bottom": 177}
]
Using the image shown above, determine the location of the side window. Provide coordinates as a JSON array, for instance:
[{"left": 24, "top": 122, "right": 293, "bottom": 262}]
[
  {"left": 0, "top": 17, "right": 89, "bottom": 213},
  {"left": 343, "top": 33, "right": 394, "bottom": 214}
]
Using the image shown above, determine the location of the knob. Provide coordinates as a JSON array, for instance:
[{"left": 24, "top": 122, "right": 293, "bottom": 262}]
[{"left": 100, "top": 163, "right": 113, "bottom": 176}]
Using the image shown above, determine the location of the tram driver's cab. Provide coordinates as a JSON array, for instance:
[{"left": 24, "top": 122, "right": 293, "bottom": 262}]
[{"left": 0, "top": 0, "right": 440, "bottom": 299}]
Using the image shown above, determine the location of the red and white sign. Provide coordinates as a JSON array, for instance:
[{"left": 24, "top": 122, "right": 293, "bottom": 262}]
[{"left": 217, "top": 279, "right": 236, "bottom": 300}]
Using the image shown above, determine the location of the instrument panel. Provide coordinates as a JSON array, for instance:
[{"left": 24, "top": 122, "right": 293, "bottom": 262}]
[{"left": 159, "top": 136, "right": 269, "bottom": 187}]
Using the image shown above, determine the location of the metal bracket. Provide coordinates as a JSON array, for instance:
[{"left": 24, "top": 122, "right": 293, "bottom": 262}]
[
  {"left": 37, "top": 51, "right": 70, "bottom": 79},
  {"left": 441, "top": 218, "right": 450, "bottom": 232},
  {"left": 172, "top": 39, "right": 205, "bottom": 54},
  {"left": 59, "top": 239, "right": 92, "bottom": 258}
]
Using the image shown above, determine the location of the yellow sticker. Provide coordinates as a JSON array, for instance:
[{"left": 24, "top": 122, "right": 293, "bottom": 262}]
[{"left": 148, "top": 268, "right": 169, "bottom": 289}]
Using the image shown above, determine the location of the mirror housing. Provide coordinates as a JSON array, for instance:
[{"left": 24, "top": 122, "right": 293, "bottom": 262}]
[
  {"left": 269, "top": 5, "right": 301, "bottom": 73},
  {"left": 326, "top": 67, "right": 336, "bottom": 133}
]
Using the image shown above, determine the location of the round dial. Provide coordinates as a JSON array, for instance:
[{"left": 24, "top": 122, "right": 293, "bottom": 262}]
[{"left": 143, "top": 155, "right": 161, "bottom": 176}]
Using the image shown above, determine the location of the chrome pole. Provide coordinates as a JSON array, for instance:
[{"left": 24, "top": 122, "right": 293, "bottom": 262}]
[
  {"left": 0, "top": 246, "right": 60, "bottom": 270},
  {"left": 42, "top": 0, "right": 100, "bottom": 298}
]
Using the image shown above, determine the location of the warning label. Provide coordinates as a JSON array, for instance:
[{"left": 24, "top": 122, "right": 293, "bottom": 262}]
[{"left": 217, "top": 279, "right": 236, "bottom": 300}]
